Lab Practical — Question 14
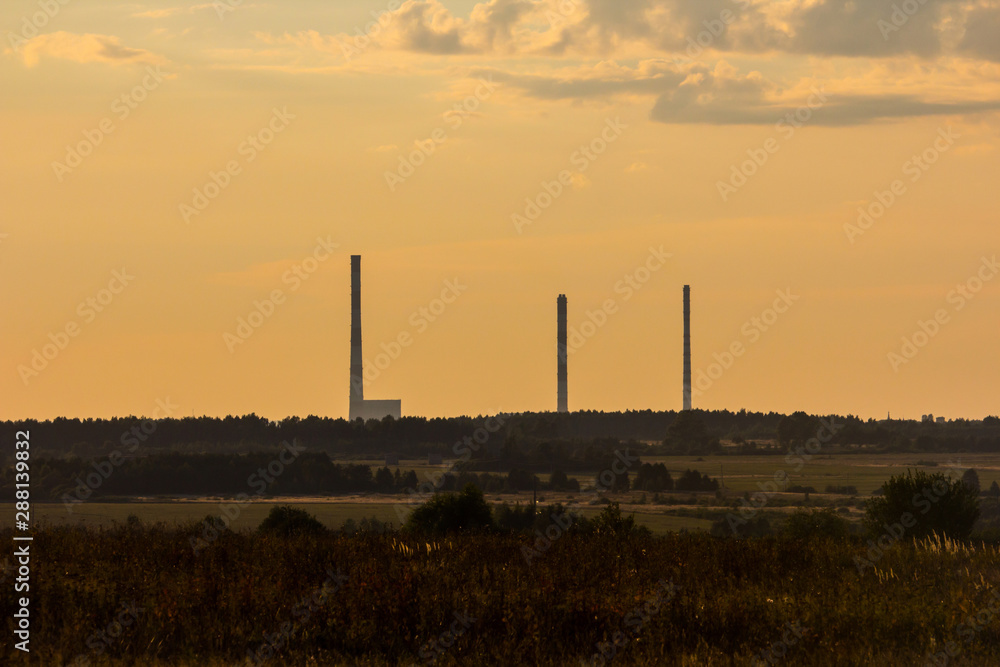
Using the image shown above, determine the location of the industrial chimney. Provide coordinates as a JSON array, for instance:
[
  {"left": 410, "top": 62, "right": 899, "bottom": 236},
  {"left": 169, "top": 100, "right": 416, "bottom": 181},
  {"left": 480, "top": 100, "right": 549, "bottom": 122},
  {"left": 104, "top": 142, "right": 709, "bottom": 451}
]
[
  {"left": 683, "top": 285, "right": 691, "bottom": 411},
  {"left": 348, "top": 255, "right": 401, "bottom": 422},
  {"left": 557, "top": 294, "right": 567, "bottom": 413},
  {"left": 350, "top": 255, "right": 364, "bottom": 414}
]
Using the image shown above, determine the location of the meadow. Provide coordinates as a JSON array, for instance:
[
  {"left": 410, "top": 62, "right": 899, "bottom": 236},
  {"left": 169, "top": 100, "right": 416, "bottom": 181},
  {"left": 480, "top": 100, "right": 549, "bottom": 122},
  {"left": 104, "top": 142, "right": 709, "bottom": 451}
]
[
  {"left": 6, "top": 451, "right": 994, "bottom": 536},
  {"left": 3, "top": 525, "right": 999, "bottom": 666}
]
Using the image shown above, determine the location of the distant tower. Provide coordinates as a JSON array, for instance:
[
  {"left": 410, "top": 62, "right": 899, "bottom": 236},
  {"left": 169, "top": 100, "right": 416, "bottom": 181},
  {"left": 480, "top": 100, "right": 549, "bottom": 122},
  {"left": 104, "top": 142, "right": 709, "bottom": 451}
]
[
  {"left": 349, "top": 255, "right": 364, "bottom": 417},
  {"left": 348, "top": 255, "right": 401, "bottom": 422},
  {"left": 683, "top": 285, "right": 692, "bottom": 411},
  {"left": 557, "top": 294, "right": 568, "bottom": 413}
]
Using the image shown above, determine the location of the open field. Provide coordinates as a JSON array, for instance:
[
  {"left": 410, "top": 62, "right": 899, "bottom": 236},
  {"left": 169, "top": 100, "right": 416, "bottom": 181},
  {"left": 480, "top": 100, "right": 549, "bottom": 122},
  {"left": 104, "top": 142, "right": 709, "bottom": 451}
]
[
  {"left": 6, "top": 452, "right": 995, "bottom": 534},
  {"left": 1, "top": 501, "right": 716, "bottom": 534},
  {"left": 361, "top": 454, "right": 1000, "bottom": 497},
  {"left": 4, "top": 526, "right": 999, "bottom": 666}
]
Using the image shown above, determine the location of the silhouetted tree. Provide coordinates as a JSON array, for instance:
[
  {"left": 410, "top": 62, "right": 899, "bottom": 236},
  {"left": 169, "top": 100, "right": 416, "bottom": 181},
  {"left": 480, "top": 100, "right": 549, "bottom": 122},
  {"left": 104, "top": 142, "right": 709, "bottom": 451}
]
[
  {"left": 864, "top": 470, "right": 980, "bottom": 541},
  {"left": 404, "top": 484, "right": 494, "bottom": 536}
]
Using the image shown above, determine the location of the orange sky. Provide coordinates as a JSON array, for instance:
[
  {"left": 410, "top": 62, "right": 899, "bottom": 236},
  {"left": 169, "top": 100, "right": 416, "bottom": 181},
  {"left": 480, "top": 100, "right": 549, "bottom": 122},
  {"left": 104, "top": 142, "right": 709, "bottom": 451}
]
[{"left": 2, "top": 0, "right": 998, "bottom": 421}]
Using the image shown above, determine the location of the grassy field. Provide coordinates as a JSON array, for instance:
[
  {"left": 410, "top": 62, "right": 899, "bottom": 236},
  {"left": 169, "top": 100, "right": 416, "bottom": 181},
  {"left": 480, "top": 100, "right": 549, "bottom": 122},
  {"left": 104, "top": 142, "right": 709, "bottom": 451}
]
[
  {"left": 5, "top": 526, "right": 999, "bottom": 665},
  {"left": 0, "top": 501, "right": 716, "bottom": 534},
  {"left": 6, "top": 452, "right": 993, "bottom": 534},
  {"left": 364, "top": 453, "right": 1000, "bottom": 496}
]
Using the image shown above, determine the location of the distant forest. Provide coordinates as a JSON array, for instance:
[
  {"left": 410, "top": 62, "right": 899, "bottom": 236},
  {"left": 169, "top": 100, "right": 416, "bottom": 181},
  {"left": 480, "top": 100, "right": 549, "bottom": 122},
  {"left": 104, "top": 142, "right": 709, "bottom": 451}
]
[
  {"left": 4, "top": 410, "right": 999, "bottom": 502},
  {"left": 5, "top": 409, "right": 1000, "bottom": 460}
]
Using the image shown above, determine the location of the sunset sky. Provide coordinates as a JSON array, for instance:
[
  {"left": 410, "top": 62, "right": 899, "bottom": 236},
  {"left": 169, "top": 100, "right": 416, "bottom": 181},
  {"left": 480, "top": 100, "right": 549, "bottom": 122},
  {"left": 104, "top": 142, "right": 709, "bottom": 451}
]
[{"left": 2, "top": 0, "right": 998, "bottom": 422}]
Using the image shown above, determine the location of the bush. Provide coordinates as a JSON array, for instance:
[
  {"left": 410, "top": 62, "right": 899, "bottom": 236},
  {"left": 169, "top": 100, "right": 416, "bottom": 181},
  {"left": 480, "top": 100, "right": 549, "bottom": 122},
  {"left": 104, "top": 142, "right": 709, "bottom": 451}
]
[
  {"left": 258, "top": 505, "right": 325, "bottom": 537},
  {"left": 783, "top": 508, "right": 850, "bottom": 540},
  {"left": 711, "top": 514, "right": 771, "bottom": 538},
  {"left": 825, "top": 485, "right": 858, "bottom": 495},
  {"left": 675, "top": 469, "right": 718, "bottom": 492},
  {"left": 404, "top": 484, "right": 494, "bottom": 536},
  {"left": 864, "top": 470, "right": 980, "bottom": 542},
  {"left": 588, "top": 502, "right": 649, "bottom": 538},
  {"left": 632, "top": 462, "right": 674, "bottom": 492}
]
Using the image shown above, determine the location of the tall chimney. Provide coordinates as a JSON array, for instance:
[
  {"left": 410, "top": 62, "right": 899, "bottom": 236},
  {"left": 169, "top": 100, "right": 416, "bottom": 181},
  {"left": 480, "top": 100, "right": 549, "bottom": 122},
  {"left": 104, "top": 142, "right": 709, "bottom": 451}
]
[
  {"left": 557, "top": 294, "right": 568, "bottom": 413},
  {"left": 683, "top": 285, "right": 691, "bottom": 411},
  {"left": 350, "top": 255, "right": 364, "bottom": 415}
]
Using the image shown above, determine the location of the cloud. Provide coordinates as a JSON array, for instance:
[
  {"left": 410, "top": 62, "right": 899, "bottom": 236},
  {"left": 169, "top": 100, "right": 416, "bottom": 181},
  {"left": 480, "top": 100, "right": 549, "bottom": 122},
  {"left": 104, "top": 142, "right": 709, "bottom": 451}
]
[
  {"left": 18, "top": 32, "right": 167, "bottom": 67},
  {"left": 131, "top": 4, "right": 233, "bottom": 19},
  {"left": 369, "top": 144, "right": 399, "bottom": 152},
  {"left": 486, "top": 59, "right": 1000, "bottom": 126},
  {"left": 649, "top": 65, "right": 1000, "bottom": 125},
  {"left": 475, "top": 59, "right": 686, "bottom": 99},
  {"left": 959, "top": 6, "right": 1000, "bottom": 62},
  {"left": 132, "top": 8, "right": 186, "bottom": 18}
]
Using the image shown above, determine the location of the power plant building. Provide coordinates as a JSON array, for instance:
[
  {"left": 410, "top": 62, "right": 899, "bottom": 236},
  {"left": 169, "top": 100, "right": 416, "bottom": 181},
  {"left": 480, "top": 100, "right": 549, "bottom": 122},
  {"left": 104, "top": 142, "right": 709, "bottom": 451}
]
[{"left": 349, "top": 255, "right": 401, "bottom": 422}]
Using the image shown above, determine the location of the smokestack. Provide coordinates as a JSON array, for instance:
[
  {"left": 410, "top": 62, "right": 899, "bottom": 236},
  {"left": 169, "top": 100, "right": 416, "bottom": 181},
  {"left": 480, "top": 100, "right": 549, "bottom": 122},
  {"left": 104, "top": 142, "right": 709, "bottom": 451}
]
[
  {"left": 557, "top": 294, "right": 568, "bottom": 413},
  {"left": 350, "top": 255, "right": 364, "bottom": 411},
  {"left": 683, "top": 285, "right": 691, "bottom": 411}
]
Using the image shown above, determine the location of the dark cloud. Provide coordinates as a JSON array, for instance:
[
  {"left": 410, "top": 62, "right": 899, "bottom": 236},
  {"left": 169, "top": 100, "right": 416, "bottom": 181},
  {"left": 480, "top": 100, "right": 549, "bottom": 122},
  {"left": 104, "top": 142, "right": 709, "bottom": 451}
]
[{"left": 959, "top": 7, "right": 1000, "bottom": 62}]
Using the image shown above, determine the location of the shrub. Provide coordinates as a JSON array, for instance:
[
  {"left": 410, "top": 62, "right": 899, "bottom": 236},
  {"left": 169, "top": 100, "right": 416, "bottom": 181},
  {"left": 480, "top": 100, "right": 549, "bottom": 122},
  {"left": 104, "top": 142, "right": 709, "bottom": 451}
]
[
  {"left": 258, "top": 505, "right": 325, "bottom": 537},
  {"left": 675, "top": 469, "right": 718, "bottom": 492},
  {"left": 632, "top": 462, "right": 674, "bottom": 492},
  {"left": 588, "top": 502, "right": 648, "bottom": 538},
  {"left": 864, "top": 470, "right": 980, "bottom": 542},
  {"left": 404, "top": 484, "right": 494, "bottom": 536},
  {"left": 711, "top": 515, "right": 771, "bottom": 538},
  {"left": 783, "top": 508, "right": 850, "bottom": 540}
]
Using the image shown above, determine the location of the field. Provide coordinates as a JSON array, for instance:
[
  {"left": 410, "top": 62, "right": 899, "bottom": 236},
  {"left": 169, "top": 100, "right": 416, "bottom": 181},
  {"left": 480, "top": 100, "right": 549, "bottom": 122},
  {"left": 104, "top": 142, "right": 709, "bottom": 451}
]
[
  {"left": 6, "top": 452, "right": 995, "bottom": 534},
  {"left": 4, "top": 526, "right": 999, "bottom": 666}
]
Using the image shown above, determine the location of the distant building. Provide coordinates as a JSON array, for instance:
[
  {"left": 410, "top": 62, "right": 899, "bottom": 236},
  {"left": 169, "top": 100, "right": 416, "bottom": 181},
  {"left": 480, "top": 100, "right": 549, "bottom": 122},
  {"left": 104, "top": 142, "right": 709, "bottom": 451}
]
[
  {"left": 936, "top": 416, "right": 946, "bottom": 424},
  {"left": 922, "top": 414, "right": 934, "bottom": 423},
  {"left": 348, "top": 255, "right": 401, "bottom": 422}
]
